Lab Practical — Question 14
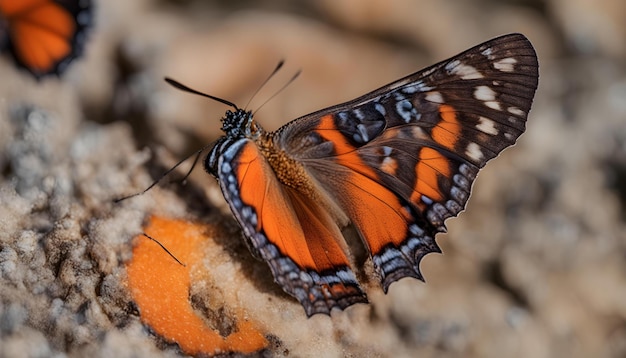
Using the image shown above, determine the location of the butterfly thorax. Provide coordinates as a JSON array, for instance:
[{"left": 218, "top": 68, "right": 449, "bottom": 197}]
[
  {"left": 257, "top": 132, "right": 319, "bottom": 198},
  {"left": 218, "top": 109, "right": 319, "bottom": 197}
]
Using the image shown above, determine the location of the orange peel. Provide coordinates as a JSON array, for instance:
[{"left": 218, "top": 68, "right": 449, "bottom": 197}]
[{"left": 126, "top": 216, "right": 267, "bottom": 356}]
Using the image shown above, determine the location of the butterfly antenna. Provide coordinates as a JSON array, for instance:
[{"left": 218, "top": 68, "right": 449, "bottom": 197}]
[
  {"left": 142, "top": 233, "right": 186, "bottom": 266},
  {"left": 252, "top": 69, "right": 301, "bottom": 117},
  {"left": 164, "top": 78, "right": 239, "bottom": 110},
  {"left": 244, "top": 60, "right": 285, "bottom": 110},
  {"left": 114, "top": 142, "right": 215, "bottom": 203},
  {"left": 177, "top": 146, "right": 204, "bottom": 186}
]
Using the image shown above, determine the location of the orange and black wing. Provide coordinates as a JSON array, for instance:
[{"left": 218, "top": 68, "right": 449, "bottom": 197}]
[
  {"left": 212, "top": 137, "right": 367, "bottom": 316},
  {"left": 277, "top": 33, "right": 539, "bottom": 291},
  {"left": 0, "top": 0, "right": 92, "bottom": 79}
]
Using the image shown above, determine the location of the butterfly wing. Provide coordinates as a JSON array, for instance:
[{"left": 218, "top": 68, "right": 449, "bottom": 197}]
[
  {"left": 275, "top": 33, "right": 539, "bottom": 291},
  {"left": 213, "top": 137, "right": 367, "bottom": 316},
  {"left": 0, "top": 0, "right": 93, "bottom": 79}
]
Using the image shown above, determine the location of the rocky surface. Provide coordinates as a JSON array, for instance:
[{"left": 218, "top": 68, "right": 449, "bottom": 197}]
[{"left": 1, "top": 0, "right": 625, "bottom": 357}]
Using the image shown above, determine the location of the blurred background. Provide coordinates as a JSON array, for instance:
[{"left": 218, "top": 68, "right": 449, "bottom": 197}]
[{"left": 0, "top": 0, "right": 625, "bottom": 357}]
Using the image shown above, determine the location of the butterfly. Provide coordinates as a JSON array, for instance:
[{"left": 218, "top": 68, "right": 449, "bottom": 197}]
[
  {"left": 169, "top": 33, "right": 538, "bottom": 317},
  {"left": 0, "top": 0, "right": 93, "bottom": 79}
]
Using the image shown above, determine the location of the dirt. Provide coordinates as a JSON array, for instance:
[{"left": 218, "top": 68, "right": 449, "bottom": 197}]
[{"left": 1, "top": 0, "right": 625, "bottom": 357}]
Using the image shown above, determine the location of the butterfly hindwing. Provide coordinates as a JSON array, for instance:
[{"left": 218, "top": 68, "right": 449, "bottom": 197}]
[
  {"left": 213, "top": 137, "right": 367, "bottom": 316},
  {"left": 276, "top": 33, "right": 538, "bottom": 291},
  {"left": 0, "top": 0, "right": 93, "bottom": 78}
]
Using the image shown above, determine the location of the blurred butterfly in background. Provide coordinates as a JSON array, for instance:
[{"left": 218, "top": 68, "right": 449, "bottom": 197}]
[
  {"left": 165, "top": 33, "right": 539, "bottom": 317},
  {"left": 0, "top": 0, "right": 93, "bottom": 79}
]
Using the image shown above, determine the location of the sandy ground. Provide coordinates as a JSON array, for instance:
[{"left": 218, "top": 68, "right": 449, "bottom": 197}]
[{"left": 1, "top": 0, "right": 625, "bottom": 357}]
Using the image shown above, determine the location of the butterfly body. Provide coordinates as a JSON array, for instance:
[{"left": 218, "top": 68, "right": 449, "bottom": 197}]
[{"left": 202, "top": 34, "right": 539, "bottom": 316}]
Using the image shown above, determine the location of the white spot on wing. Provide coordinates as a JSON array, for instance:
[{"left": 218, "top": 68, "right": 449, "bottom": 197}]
[
  {"left": 494, "top": 57, "right": 517, "bottom": 72},
  {"left": 402, "top": 81, "right": 434, "bottom": 93},
  {"left": 508, "top": 106, "right": 525, "bottom": 116},
  {"left": 465, "top": 142, "right": 484, "bottom": 162},
  {"left": 396, "top": 99, "right": 415, "bottom": 123},
  {"left": 375, "top": 103, "right": 386, "bottom": 116},
  {"left": 481, "top": 47, "right": 494, "bottom": 60},
  {"left": 411, "top": 126, "right": 427, "bottom": 139},
  {"left": 486, "top": 101, "right": 502, "bottom": 111},
  {"left": 448, "top": 61, "right": 484, "bottom": 79},
  {"left": 425, "top": 91, "right": 444, "bottom": 103},
  {"left": 445, "top": 60, "right": 460, "bottom": 71},
  {"left": 353, "top": 108, "right": 365, "bottom": 120},
  {"left": 421, "top": 195, "right": 433, "bottom": 205},
  {"left": 474, "top": 86, "right": 501, "bottom": 111},
  {"left": 357, "top": 123, "right": 369, "bottom": 142},
  {"left": 476, "top": 117, "right": 498, "bottom": 135},
  {"left": 474, "top": 86, "right": 496, "bottom": 101},
  {"left": 381, "top": 156, "right": 397, "bottom": 174}
]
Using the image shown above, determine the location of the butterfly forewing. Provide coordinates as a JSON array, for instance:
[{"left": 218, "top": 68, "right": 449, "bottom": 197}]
[
  {"left": 209, "top": 33, "right": 538, "bottom": 316},
  {"left": 0, "top": 0, "right": 93, "bottom": 78},
  {"left": 275, "top": 33, "right": 538, "bottom": 292},
  {"left": 213, "top": 137, "right": 367, "bottom": 316}
]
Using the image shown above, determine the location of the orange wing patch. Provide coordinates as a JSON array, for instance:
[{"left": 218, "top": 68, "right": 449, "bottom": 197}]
[
  {"left": 126, "top": 216, "right": 267, "bottom": 356},
  {"left": 431, "top": 104, "right": 461, "bottom": 150},
  {"left": 316, "top": 114, "right": 378, "bottom": 179},
  {"left": 341, "top": 170, "right": 409, "bottom": 253},
  {"left": 221, "top": 139, "right": 367, "bottom": 315},
  {"left": 13, "top": 15, "right": 73, "bottom": 72},
  {"left": 235, "top": 141, "right": 351, "bottom": 272},
  {"left": 0, "top": 0, "right": 91, "bottom": 77},
  {"left": 316, "top": 115, "right": 359, "bottom": 156},
  {"left": 412, "top": 147, "right": 451, "bottom": 206},
  {"left": 315, "top": 115, "right": 410, "bottom": 252}
]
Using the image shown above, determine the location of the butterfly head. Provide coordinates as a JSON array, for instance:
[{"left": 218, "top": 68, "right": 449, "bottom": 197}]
[{"left": 221, "top": 109, "right": 264, "bottom": 140}]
